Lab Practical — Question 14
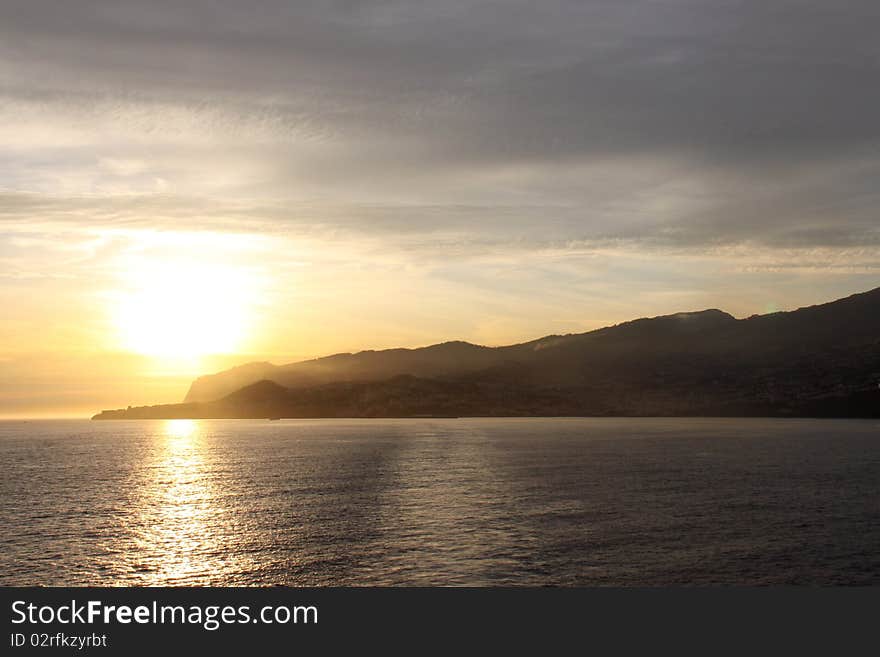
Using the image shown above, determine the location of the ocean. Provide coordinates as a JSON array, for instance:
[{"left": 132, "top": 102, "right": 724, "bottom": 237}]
[{"left": 1, "top": 417, "right": 877, "bottom": 586}]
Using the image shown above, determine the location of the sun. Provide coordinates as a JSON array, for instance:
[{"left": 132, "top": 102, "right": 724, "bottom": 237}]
[{"left": 113, "top": 258, "right": 255, "bottom": 359}]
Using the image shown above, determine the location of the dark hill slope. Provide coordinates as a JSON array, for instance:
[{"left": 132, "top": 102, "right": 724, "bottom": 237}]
[{"left": 97, "top": 286, "right": 880, "bottom": 419}]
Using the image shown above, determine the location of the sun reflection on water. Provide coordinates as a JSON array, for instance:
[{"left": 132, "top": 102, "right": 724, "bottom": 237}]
[
  {"left": 164, "top": 418, "right": 197, "bottom": 440},
  {"left": 125, "top": 420, "right": 233, "bottom": 584}
]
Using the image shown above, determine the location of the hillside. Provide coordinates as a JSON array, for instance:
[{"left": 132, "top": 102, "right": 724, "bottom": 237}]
[{"left": 95, "top": 286, "right": 880, "bottom": 419}]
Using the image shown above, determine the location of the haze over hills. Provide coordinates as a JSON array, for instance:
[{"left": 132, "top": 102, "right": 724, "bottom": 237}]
[{"left": 95, "top": 286, "right": 880, "bottom": 419}]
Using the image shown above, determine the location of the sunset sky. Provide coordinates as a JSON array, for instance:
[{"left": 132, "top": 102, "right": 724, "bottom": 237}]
[{"left": 2, "top": 1, "right": 879, "bottom": 416}]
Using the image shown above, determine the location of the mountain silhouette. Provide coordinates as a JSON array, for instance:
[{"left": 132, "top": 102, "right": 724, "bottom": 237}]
[
  {"left": 183, "top": 340, "right": 510, "bottom": 402},
  {"left": 94, "top": 286, "right": 880, "bottom": 419}
]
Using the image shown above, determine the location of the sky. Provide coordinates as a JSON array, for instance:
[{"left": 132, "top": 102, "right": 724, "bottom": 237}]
[{"left": 1, "top": 0, "right": 879, "bottom": 416}]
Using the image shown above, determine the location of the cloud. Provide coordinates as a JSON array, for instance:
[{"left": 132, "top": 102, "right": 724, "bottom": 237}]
[
  {"left": 0, "top": 1, "right": 878, "bottom": 256},
  {"left": 0, "top": 2, "right": 879, "bottom": 359},
  {"left": 4, "top": 1, "right": 880, "bottom": 417}
]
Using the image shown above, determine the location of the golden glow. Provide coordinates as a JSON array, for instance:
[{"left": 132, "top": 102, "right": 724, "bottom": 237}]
[
  {"left": 112, "top": 256, "right": 258, "bottom": 359},
  {"left": 127, "top": 419, "right": 260, "bottom": 584},
  {"left": 135, "top": 419, "right": 214, "bottom": 583},
  {"left": 164, "top": 418, "right": 197, "bottom": 440}
]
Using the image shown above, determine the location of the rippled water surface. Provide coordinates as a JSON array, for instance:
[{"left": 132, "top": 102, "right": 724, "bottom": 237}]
[{"left": 1, "top": 418, "right": 878, "bottom": 585}]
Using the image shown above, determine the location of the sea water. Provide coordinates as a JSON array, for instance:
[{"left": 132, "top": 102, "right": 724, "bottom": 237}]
[{"left": 1, "top": 417, "right": 877, "bottom": 585}]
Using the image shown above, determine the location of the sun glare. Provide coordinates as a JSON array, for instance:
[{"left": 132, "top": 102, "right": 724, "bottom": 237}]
[
  {"left": 113, "top": 256, "right": 257, "bottom": 360},
  {"left": 164, "top": 419, "right": 198, "bottom": 440}
]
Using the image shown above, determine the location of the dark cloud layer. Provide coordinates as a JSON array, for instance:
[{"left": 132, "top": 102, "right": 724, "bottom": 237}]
[{"left": 1, "top": 0, "right": 879, "bottom": 249}]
